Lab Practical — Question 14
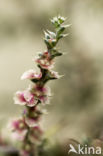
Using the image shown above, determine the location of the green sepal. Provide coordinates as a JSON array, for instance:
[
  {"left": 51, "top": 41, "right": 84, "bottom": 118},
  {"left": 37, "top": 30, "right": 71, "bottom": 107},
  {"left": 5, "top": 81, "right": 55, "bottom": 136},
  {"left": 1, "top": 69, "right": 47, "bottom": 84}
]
[
  {"left": 51, "top": 17, "right": 60, "bottom": 28},
  {"left": 50, "top": 48, "right": 62, "bottom": 59},
  {"left": 51, "top": 16, "right": 66, "bottom": 28},
  {"left": 44, "top": 31, "right": 51, "bottom": 39},
  {"left": 58, "top": 16, "right": 66, "bottom": 24},
  {"left": 31, "top": 79, "right": 39, "bottom": 83},
  {"left": 42, "top": 70, "right": 58, "bottom": 84},
  {"left": 47, "top": 30, "right": 56, "bottom": 38},
  {"left": 57, "top": 33, "right": 69, "bottom": 40},
  {"left": 44, "top": 38, "right": 57, "bottom": 49},
  {"left": 56, "top": 25, "right": 70, "bottom": 38}
]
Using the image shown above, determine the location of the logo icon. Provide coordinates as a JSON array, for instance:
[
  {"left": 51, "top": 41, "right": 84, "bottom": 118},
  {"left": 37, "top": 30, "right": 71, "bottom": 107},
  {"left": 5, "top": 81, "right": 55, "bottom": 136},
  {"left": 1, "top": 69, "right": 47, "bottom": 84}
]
[{"left": 68, "top": 144, "right": 77, "bottom": 154}]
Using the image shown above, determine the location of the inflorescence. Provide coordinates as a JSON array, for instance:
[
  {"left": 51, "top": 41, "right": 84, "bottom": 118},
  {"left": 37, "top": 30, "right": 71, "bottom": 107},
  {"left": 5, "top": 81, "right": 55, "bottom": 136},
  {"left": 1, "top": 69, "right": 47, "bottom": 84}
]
[{"left": 11, "top": 16, "right": 69, "bottom": 156}]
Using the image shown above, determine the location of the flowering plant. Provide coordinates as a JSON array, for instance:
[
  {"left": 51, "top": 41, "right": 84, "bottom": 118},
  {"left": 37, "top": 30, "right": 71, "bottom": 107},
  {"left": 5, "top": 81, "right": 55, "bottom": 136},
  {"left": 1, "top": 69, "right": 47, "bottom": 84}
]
[{"left": 12, "top": 16, "right": 69, "bottom": 156}]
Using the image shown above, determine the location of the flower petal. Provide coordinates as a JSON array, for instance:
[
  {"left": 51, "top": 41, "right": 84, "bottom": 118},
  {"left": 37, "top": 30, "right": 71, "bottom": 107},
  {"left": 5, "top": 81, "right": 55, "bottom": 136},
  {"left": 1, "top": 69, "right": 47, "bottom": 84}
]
[
  {"left": 21, "top": 69, "right": 42, "bottom": 80},
  {"left": 14, "top": 91, "right": 26, "bottom": 105}
]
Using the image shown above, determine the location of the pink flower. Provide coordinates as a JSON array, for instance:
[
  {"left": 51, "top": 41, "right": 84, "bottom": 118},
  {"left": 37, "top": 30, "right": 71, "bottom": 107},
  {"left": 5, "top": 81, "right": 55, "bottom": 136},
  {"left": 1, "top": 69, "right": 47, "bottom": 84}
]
[
  {"left": 14, "top": 90, "right": 38, "bottom": 107},
  {"left": 35, "top": 85, "right": 51, "bottom": 96},
  {"left": 24, "top": 107, "right": 47, "bottom": 127},
  {"left": 25, "top": 117, "right": 38, "bottom": 127},
  {"left": 49, "top": 70, "right": 62, "bottom": 79},
  {"left": 29, "top": 126, "right": 43, "bottom": 143},
  {"left": 20, "top": 150, "right": 30, "bottom": 156},
  {"left": 39, "top": 95, "right": 50, "bottom": 104},
  {"left": 11, "top": 118, "right": 27, "bottom": 141},
  {"left": 20, "top": 144, "right": 32, "bottom": 156},
  {"left": 20, "top": 143, "right": 33, "bottom": 156},
  {"left": 30, "top": 85, "right": 51, "bottom": 104},
  {"left": 35, "top": 51, "right": 54, "bottom": 69},
  {"left": 24, "top": 107, "right": 41, "bottom": 127},
  {"left": 21, "top": 69, "right": 42, "bottom": 80}
]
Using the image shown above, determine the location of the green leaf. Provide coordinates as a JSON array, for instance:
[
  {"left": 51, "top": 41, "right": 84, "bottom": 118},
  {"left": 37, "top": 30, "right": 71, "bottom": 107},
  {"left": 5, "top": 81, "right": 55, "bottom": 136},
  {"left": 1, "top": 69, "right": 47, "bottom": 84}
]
[
  {"left": 44, "top": 38, "right": 57, "bottom": 49},
  {"left": 58, "top": 15, "right": 66, "bottom": 24},
  {"left": 50, "top": 48, "right": 62, "bottom": 59},
  {"left": 44, "top": 39, "right": 51, "bottom": 48},
  {"left": 31, "top": 79, "right": 39, "bottom": 83},
  {"left": 51, "top": 17, "right": 60, "bottom": 28},
  {"left": 44, "top": 31, "right": 50, "bottom": 39},
  {"left": 47, "top": 30, "right": 56, "bottom": 38},
  {"left": 57, "top": 33, "right": 69, "bottom": 40},
  {"left": 56, "top": 24, "right": 70, "bottom": 38},
  {"left": 51, "top": 16, "right": 66, "bottom": 28}
]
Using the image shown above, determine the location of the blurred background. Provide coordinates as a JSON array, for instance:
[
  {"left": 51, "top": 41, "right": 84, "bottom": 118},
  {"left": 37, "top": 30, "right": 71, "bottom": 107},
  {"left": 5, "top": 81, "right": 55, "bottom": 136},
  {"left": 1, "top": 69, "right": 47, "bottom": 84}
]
[{"left": 0, "top": 0, "right": 103, "bottom": 147}]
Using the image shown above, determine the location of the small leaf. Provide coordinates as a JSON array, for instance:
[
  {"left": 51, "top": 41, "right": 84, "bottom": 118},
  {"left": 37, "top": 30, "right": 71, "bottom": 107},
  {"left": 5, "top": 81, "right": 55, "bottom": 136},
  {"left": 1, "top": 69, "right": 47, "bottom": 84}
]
[
  {"left": 44, "top": 31, "right": 50, "bottom": 39},
  {"left": 44, "top": 39, "right": 51, "bottom": 48},
  {"left": 58, "top": 15, "right": 66, "bottom": 24},
  {"left": 57, "top": 33, "right": 69, "bottom": 40},
  {"left": 51, "top": 17, "right": 60, "bottom": 28},
  {"left": 50, "top": 48, "right": 62, "bottom": 58},
  {"left": 31, "top": 79, "right": 39, "bottom": 83},
  {"left": 47, "top": 30, "right": 56, "bottom": 38},
  {"left": 44, "top": 38, "right": 57, "bottom": 49},
  {"left": 56, "top": 26, "right": 65, "bottom": 37}
]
